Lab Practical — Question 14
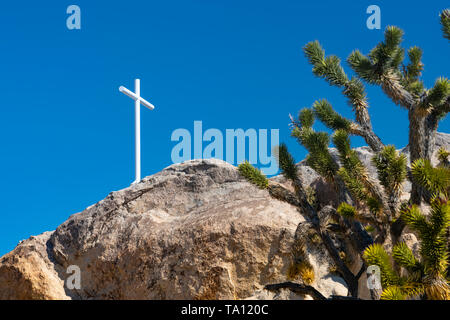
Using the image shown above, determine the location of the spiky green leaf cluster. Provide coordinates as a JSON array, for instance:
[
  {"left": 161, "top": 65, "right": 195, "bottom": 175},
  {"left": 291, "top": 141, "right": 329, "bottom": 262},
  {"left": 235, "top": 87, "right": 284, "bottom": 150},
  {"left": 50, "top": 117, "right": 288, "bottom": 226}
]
[
  {"left": 347, "top": 26, "right": 438, "bottom": 106},
  {"left": 364, "top": 242, "right": 426, "bottom": 300},
  {"left": 333, "top": 130, "right": 376, "bottom": 203},
  {"left": 411, "top": 159, "right": 450, "bottom": 195},
  {"left": 370, "top": 26, "right": 404, "bottom": 71},
  {"left": 292, "top": 119, "right": 338, "bottom": 182},
  {"left": 238, "top": 161, "right": 268, "bottom": 189},
  {"left": 303, "top": 41, "right": 348, "bottom": 87},
  {"left": 337, "top": 202, "right": 356, "bottom": 218},
  {"left": 392, "top": 242, "right": 420, "bottom": 271},
  {"left": 367, "top": 196, "right": 382, "bottom": 215},
  {"left": 401, "top": 205, "right": 429, "bottom": 234},
  {"left": 435, "top": 99, "right": 450, "bottom": 120},
  {"left": 349, "top": 27, "right": 405, "bottom": 84},
  {"left": 401, "top": 199, "right": 449, "bottom": 278},
  {"left": 305, "top": 155, "right": 337, "bottom": 182},
  {"left": 426, "top": 198, "right": 450, "bottom": 276},
  {"left": 401, "top": 46, "right": 424, "bottom": 95},
  {"left": 337, "top": 167, "right": 368, "bottom": 202},
  {"left": 313, "top": 100, "right": 352, "bottom": 131},
  {"left": 405, "top": 46, "right": 423, "bottom": 80},
  {"left": 380, "top": 286, "right": 406, "bottom": 300},
  {"left": 333, "top": 130, "right": 365, "bottom": 175},
  {"left": 276, "top": 143, "right": 298, "bottom": 182},
  {"left": 304, "top": 41, "right": 368, "bottom": 110},
  {"left": 425, "top": 77, "right": 450, "bottom": 109},
  {"left": 363, "top": 242, "right": 424, "bottom": 300},
  {"left": 344, "top": 78, "right": 369, "bottom": 110},
  {"left": 372, "top": 146, "right": 407, "bottom": 195},
  {"left": 298, "top": 108, "right": 315, "bottom": 128},
  {"left": 441, "top": 9, "right": 450, "bottom": 41},
  {"left": 437, "top": 147, "right": 450, "bottom": 167},
  {"left": 363, "top": 244, "right": 399, "bottom": 287},
  {"left": 347, "top": 22, "right": 449, "bottom": 117},
  {"left": 347, "top": 50, "right": 379, "bottom": 84}
]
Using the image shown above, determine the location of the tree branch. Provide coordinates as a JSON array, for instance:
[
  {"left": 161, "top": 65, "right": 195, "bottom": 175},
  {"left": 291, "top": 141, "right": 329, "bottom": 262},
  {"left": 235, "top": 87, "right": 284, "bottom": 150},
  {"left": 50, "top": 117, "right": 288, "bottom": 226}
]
[
  {"left": 351, "top": 123, "right": 384, "bottom": 152},
  {"left": 267, "top": 182, "right": 301, "bottom": 208},
  {"left": 380, "top": 71, "right": 417, "bottom": 109},
  {"left": 264, "top": 282, "right": 362, "bottom": 300},
  {"left": 264, "top": 282, "right": 327, "bottom": 300}
]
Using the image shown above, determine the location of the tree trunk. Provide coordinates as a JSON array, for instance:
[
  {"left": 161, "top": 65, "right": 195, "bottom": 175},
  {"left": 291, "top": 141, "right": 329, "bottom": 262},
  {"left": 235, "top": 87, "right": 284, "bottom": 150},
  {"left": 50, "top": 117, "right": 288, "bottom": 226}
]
[
  {"left": 408, "top": 107, "right": 427, "bottom": 205},
  {"left": 409, "top": 108, "right": 439, "bottom": 205},
  {"left": 424, "top": 112, "right": 439, "bottom": 160}
]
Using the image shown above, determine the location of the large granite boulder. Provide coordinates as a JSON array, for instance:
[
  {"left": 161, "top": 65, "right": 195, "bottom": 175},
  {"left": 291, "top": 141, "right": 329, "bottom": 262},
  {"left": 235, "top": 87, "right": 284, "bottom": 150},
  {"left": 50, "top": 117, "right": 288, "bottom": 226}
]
[{"left": 0, "top": 159, "right": 346, "bottom": 300}]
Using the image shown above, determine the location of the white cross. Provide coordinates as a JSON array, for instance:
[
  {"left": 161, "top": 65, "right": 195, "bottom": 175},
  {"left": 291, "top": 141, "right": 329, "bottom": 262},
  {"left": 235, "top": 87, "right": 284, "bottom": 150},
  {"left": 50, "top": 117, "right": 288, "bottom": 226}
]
[{"left": 119, "top": 79, "right": 155, "bottom": 184}]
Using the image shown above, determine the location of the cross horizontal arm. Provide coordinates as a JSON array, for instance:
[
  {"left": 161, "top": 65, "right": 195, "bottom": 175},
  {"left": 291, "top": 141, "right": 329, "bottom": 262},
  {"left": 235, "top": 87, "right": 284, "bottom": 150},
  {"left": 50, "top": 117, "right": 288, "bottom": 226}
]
[
  {"left": 119, "top": 86, "right": 155, "bottom": 110},
  {"left": 138, "top": 97, "right": 155, "bottom": 110},
  {"left": 119, "top": 86, "right": 138, "bottom": 100}
]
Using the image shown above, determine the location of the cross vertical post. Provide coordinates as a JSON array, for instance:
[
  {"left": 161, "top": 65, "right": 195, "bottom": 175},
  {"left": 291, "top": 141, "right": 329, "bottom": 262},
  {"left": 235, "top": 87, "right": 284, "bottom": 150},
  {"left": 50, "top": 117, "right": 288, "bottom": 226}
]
[{"left": 134, "top": 79, "right": 141, "bottom": 183}]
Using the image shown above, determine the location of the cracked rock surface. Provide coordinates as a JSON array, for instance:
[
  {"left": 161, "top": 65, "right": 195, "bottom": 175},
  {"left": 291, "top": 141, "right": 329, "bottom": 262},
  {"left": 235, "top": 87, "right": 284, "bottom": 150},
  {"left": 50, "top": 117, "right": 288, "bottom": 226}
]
[{"left": 0, "top": 159, "right": 347, "bottom": 299}]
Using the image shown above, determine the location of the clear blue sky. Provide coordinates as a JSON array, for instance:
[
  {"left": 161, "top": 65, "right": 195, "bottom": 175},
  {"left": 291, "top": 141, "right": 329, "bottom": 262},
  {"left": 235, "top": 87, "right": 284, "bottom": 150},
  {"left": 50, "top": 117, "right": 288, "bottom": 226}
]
[{"left": 0, "top": 0, "right": 449, "bottom": 256}]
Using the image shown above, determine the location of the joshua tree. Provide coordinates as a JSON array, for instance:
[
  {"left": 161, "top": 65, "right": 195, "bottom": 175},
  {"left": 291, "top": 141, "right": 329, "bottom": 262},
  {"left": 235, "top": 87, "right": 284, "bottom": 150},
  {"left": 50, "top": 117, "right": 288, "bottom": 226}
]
[
  {"left": 364, "top": 159, "right": 450, "bottom": 300},
  {"left": 302, "top": 10, "right": 449, "bottom": 205},
  {"left": 239, "top": 10, "right": 450, "bottom": 299}
]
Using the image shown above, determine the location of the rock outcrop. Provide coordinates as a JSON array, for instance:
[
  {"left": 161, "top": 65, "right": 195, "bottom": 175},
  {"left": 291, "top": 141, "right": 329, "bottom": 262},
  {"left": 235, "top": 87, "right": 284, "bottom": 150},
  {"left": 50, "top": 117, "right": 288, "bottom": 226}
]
[
  {"left": 1, "top": 133, "right": 448, "bottom": 300},
  {"left": 0, "top": 159, "right": 346, "bottom": 300}
]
